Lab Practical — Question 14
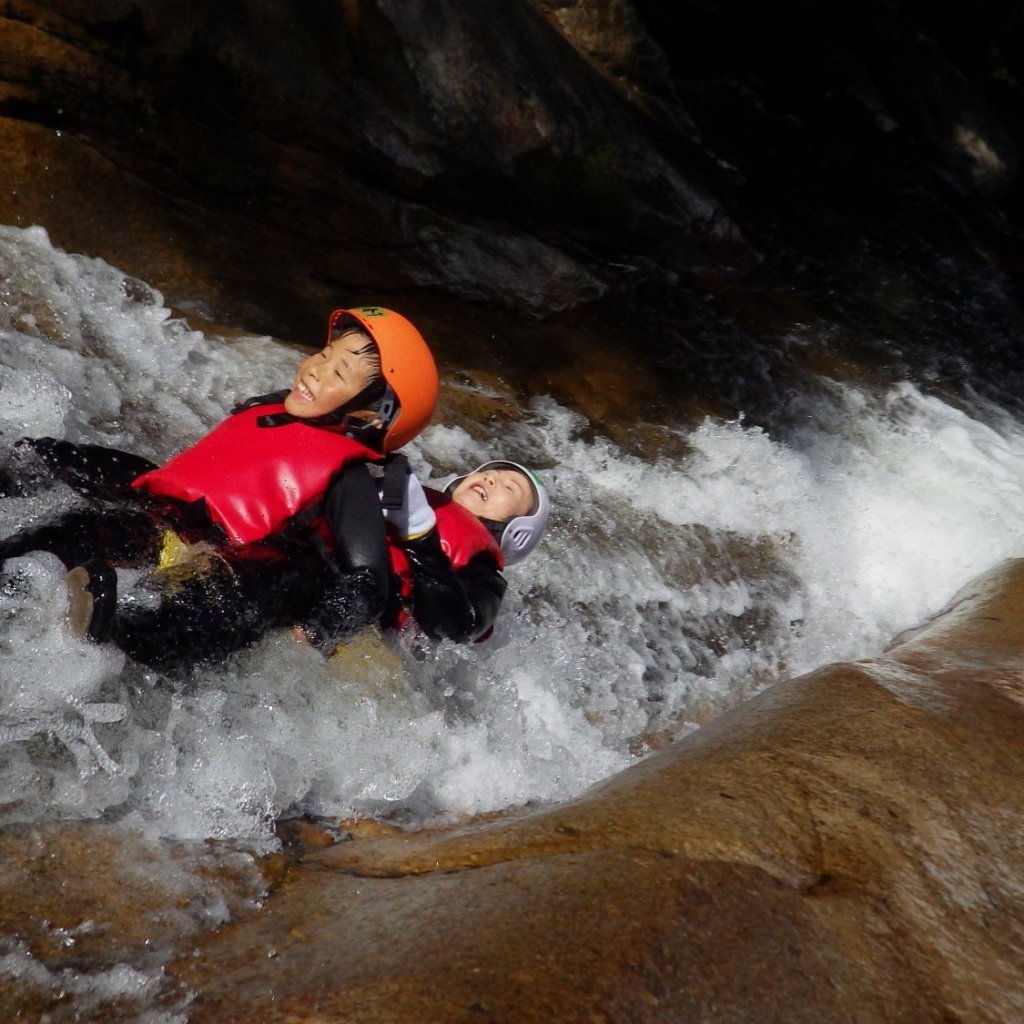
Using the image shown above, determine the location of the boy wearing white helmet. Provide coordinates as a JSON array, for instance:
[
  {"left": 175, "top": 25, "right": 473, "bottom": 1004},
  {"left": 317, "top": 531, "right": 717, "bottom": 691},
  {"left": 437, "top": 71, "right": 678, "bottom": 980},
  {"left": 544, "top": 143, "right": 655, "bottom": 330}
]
[
  {"left": 370, "top": 459, "right": 550, "bottom": 643},
  {"left": 445, "top": 461, "right": 550, "bottom": 565}
]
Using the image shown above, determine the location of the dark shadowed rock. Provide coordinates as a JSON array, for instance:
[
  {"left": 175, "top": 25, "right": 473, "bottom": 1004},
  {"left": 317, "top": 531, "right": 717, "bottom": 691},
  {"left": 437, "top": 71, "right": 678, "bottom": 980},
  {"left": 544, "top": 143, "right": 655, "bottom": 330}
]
[
  {"left": 1, "top": 0, "right": 1020, "bottom": 410},
  {"left": 0, "top": 0, "right": 752, "bottom": 337}
]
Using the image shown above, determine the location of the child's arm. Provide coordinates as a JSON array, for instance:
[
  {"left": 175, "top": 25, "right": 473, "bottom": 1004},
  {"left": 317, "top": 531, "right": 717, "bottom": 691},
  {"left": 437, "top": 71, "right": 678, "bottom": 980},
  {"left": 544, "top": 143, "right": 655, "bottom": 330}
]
[
  {"left": 401, "top": 530, "right": 508, "bottom": 643},
  {"left": 294, "top": 567, "right": 382, "bottom": 650},
  {"left": 322, "top": 462, "right": 392, "bottom": 590},
  {"left": 295, "top": 462, "right": 392, "bottom": 649}
]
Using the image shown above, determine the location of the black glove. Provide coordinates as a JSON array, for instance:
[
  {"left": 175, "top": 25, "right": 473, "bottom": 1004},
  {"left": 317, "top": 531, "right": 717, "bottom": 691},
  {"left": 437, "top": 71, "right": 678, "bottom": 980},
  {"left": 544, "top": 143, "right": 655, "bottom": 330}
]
[
  {"left": 402, "top": 529, "right": 507, "bottom": 643},
  {"left": 297, "top": 568, "right": 385, "bottom": 651}
]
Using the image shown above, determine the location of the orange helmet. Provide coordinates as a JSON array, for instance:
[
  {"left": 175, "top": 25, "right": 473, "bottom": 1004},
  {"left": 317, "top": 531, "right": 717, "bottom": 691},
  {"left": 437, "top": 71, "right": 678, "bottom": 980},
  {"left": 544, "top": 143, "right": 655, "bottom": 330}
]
[{"left": 327, "top": 306, "right": 439, "bottom": 451}]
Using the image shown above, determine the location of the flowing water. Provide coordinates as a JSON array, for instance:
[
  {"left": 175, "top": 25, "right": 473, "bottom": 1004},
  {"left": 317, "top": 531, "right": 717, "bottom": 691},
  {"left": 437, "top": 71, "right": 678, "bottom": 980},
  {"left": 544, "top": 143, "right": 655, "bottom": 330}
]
[{"left": 3, "top": 222, "right": 1024, "bottom": 1016}]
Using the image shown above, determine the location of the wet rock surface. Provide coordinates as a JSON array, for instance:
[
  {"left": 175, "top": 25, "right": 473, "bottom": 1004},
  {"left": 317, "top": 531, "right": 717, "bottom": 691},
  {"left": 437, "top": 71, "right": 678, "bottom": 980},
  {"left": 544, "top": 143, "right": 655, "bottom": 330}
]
[
  {"left": 163, "top": 562, "right": 1024, "bottom": 1023},
  {"left": 3, "top": 560, "right": 1023, "bottom": 1021}
]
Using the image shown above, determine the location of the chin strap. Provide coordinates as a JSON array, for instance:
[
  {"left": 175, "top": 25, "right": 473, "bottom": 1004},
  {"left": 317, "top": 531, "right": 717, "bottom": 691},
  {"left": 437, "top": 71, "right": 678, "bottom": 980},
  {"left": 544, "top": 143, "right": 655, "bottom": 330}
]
[
  {"left": 230, "top": 389, "right": 289, "bottom": 415},
  {"left": 231, "top": 388, "right": 386, "bottom": 448}
]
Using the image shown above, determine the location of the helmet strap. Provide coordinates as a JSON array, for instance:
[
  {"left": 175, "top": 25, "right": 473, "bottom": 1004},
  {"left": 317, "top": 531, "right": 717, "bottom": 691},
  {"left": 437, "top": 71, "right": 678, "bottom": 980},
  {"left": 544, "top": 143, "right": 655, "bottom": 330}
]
[
  {"left": 336, "top": 375, "right": 387, "bottom": 418},
  {"left": 373, "top": 382, "right": 399, "bottom": 433},
  {"left": 252, "top": 379, "right": 390, "bottom": 452},
  {"left": 479, "top": 516, "right": 508, "bottom": 548}
]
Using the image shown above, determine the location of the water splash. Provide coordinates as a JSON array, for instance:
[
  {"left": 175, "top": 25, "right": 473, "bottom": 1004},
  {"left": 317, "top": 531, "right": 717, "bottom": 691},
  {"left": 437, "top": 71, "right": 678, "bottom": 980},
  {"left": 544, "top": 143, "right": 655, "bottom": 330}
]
[{"left": 3, "top": 225, "right": 1024, "bottom": 844}]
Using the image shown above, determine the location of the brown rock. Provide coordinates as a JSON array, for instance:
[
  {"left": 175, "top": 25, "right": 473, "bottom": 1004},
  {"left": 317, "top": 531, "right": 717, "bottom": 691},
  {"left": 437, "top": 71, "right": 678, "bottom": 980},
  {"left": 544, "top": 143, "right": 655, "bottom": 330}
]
[
  {"left": 0, "top": 822, "right": 274, "bottom": 1021},
  {"left": 162, "top": 559, "right": 1024, "bottom": 1022},
  {"left": 2, "top": 563, "right": 1022, "bottom": 1021}
]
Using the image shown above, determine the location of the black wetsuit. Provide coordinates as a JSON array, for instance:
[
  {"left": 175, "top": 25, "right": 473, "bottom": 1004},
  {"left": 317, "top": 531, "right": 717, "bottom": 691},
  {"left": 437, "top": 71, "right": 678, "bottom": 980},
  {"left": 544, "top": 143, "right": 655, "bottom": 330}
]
[
  {"left": 0, "top": 434, "right": 509, "bottom": 668},
  {"left": 395, "top": 528, "right": 507, "bottom": 643}
]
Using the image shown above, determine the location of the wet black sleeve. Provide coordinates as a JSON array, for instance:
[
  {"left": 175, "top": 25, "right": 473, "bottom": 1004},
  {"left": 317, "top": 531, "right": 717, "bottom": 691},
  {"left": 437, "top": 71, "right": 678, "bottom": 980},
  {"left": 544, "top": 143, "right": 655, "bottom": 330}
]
[
  {"left": 322, "top": 463, "right": 391, "bottom": 590},
  {"left": 401, "top": 529, "right": 508, "bottom": 643},
  {"left": 296, "top": 567, "right": 384, "bottom": 651},
  {"left": 286, "top": 461, "right": 397, "bottom": 650}
]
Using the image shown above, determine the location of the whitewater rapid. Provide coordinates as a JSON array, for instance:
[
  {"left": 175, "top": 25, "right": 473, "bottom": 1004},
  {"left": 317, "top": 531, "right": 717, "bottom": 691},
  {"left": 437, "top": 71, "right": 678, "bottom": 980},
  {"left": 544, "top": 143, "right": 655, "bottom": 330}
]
[{"left": 2, "top": 223, "right": 1024, "bottom": 842}]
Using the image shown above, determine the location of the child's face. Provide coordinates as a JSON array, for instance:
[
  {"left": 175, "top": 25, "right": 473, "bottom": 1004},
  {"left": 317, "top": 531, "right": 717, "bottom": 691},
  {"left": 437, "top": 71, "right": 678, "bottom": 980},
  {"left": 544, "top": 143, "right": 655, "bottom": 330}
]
[
  {"left": 452, "top": 467, "right": 534, "bottom": 522},
  {"left": 284, "top": 331, "right": 379, "bottom": 419}
]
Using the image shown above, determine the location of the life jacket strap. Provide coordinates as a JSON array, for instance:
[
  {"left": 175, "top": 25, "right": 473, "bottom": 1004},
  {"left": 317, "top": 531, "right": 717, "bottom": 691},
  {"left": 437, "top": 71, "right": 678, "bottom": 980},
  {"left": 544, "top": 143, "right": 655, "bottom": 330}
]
[
  {"left": 230, "top": 390, "right": 290, "bottom": 415},
  {"left": 376, "top": 453, "right": 410, "bottom": 510}
]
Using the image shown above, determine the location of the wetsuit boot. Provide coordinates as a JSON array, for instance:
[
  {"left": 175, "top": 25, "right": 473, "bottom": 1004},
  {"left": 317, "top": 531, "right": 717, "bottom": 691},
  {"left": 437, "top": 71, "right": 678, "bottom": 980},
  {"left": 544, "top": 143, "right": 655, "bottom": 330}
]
[{"left": 66, "top": 558, "right": 117, "bottom": 642}]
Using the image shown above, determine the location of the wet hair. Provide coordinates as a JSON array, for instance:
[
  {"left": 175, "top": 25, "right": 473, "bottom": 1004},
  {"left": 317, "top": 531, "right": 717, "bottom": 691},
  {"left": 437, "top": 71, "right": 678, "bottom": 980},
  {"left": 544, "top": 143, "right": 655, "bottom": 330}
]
[
  {"left": 334, "top": 328, "right": 382, "bottom": 379},
  {"left": 319, "top": 327, "right": 390, "bottom": 450},
  {"left": 331, "top": 328, "right": 387, "bottom": 414}
]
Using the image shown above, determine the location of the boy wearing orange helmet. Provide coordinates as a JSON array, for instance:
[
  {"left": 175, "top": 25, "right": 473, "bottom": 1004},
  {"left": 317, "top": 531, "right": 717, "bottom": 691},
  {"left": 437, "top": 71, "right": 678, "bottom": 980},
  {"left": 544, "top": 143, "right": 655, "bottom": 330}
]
[{"left": 0, "top": 307, "right": 439, "bottom": 670}]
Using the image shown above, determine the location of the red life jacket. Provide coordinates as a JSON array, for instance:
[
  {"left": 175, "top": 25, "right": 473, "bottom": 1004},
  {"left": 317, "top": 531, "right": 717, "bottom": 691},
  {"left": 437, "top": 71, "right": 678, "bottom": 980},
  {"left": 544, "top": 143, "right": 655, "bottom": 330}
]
[
  {"left": 389, "top": 488, "right": 503, "bottom": 626},
  {"left": 132, "top": 403, "right": 381, "bottom": 544}
]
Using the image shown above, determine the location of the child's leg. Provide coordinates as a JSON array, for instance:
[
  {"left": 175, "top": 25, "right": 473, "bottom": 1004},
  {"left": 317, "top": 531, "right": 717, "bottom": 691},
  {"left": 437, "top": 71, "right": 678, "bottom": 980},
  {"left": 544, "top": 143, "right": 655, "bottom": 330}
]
[
  {"left": 1, "top": 438, "right": 157, "bottom": 498},
  {"left": 112, "top": 558, "right": 265, "bottom": 670},
  {"left": 111, "top": 537, "right": 328, "bottom": 668},
  {"left": 0, "top": 507, "right": 162, "bottom": 571}
]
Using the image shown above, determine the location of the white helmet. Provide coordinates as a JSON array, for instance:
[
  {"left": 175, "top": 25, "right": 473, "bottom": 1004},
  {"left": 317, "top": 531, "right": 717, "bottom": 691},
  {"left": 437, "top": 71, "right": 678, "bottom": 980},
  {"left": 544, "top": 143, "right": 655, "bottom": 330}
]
[{"left": 445, "top": 460, "right": 550, "bottom": 565}]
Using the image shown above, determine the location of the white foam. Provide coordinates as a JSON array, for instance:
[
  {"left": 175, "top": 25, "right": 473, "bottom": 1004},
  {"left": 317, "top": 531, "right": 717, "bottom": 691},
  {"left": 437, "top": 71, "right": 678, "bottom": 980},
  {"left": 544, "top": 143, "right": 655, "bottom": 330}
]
[{"left": 0, "top": 947, "right": 172, "bottom": 1019}]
